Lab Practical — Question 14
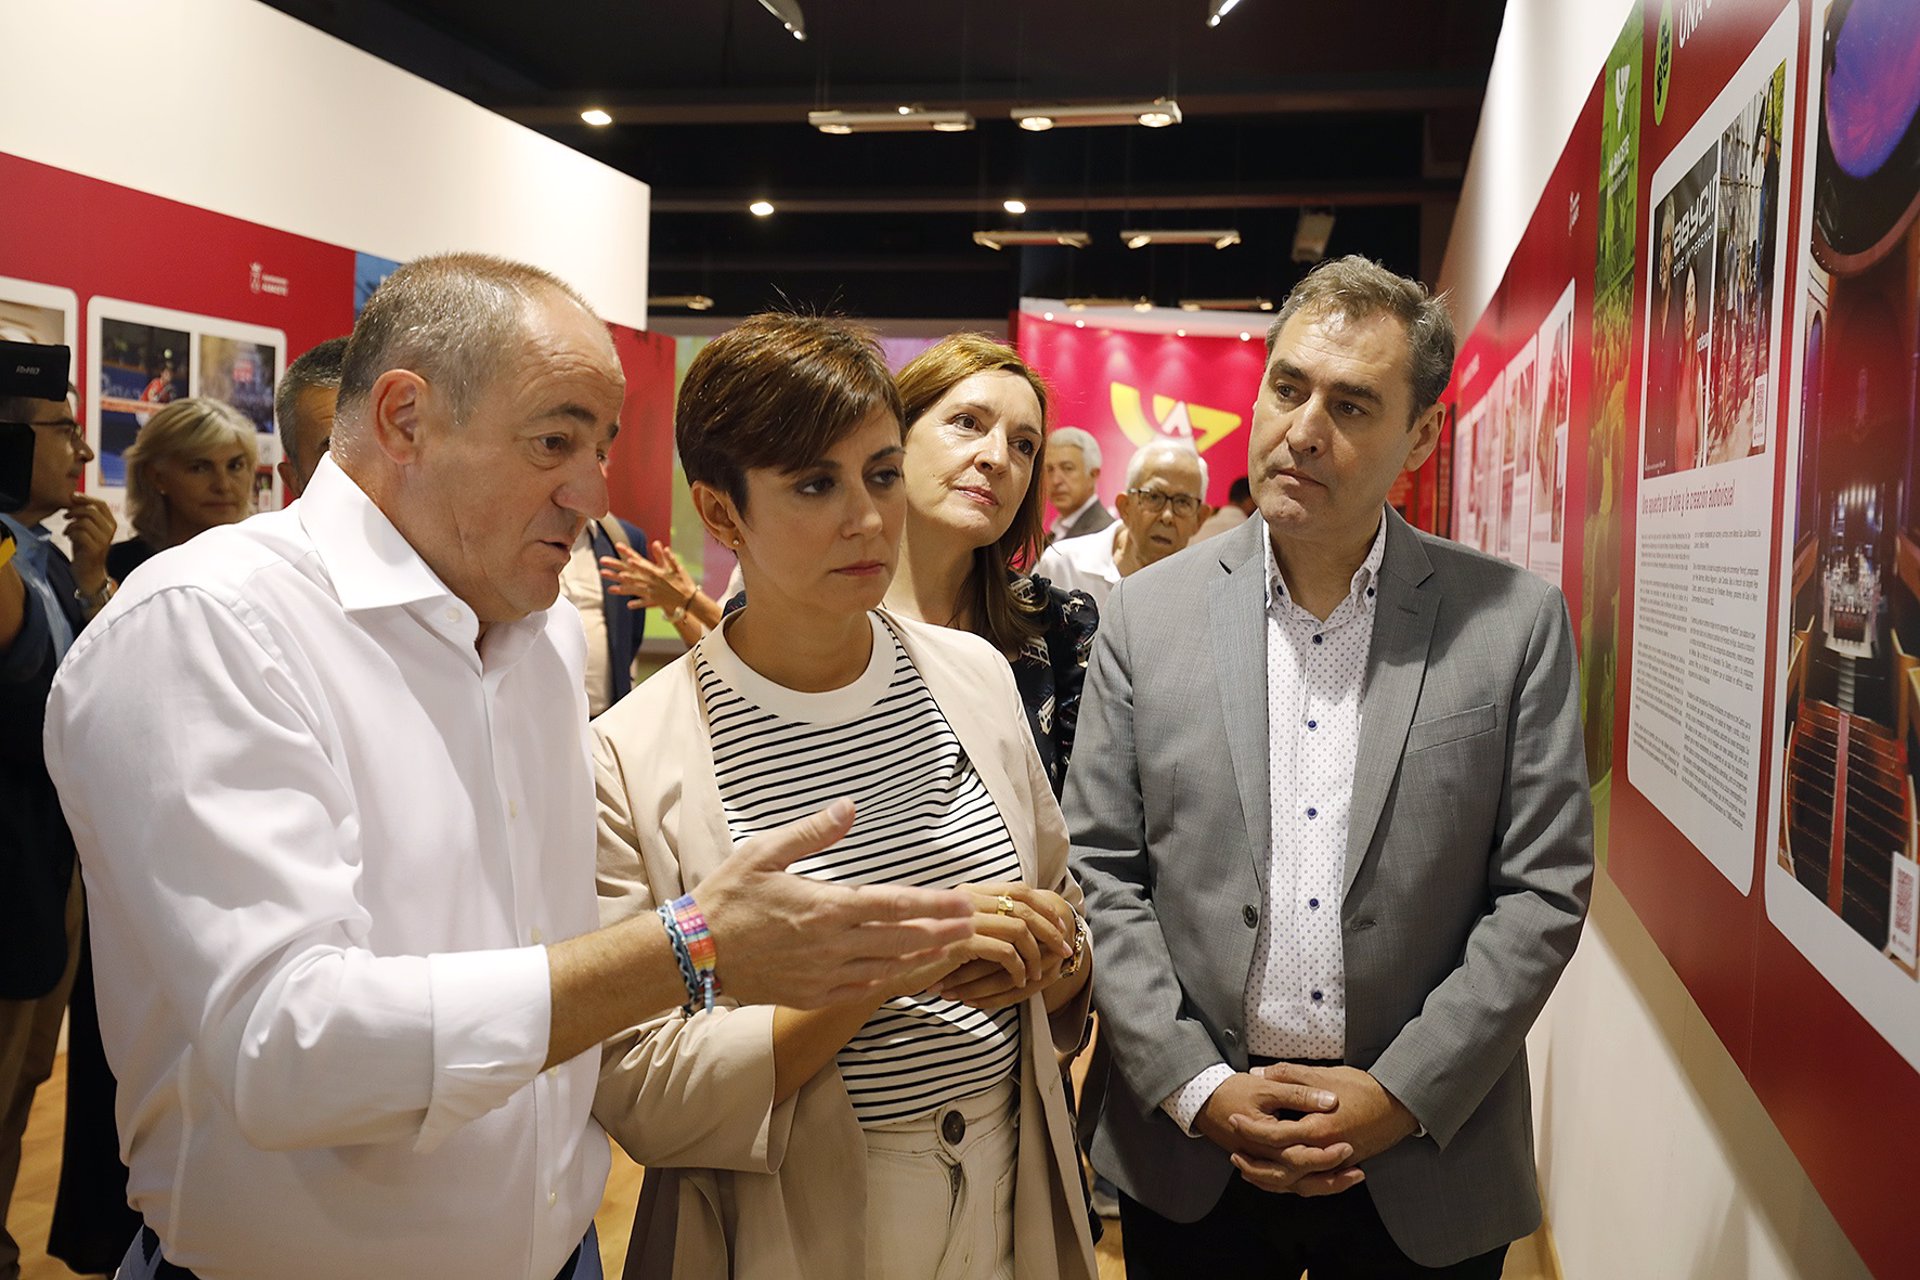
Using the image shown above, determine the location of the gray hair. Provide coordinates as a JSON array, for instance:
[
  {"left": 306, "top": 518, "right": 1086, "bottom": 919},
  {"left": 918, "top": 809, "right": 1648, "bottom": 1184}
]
[
  {"left": 274, "top": 336, "right": 348, "bottom": 473},
  {"left": 124, "top": 397, "right": 258, "bottom": 545},
  {"left": 1047, "top": 425, "right": 1103, "bottom": 472},
  {"left": 1266, "top": 255, "right": 1456, "bottom": 419},
  {"left": 1125, "top": 436, "right": 1209, "bottom": 494},
  {"left": 336, "top": 252, "right": 602, "bottom": 435}
]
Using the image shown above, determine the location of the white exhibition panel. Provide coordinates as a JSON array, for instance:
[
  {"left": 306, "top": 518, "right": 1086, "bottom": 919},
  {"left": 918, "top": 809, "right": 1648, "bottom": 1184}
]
[{"left": 0, "top": 0, "right": 649, "bottom": 329}]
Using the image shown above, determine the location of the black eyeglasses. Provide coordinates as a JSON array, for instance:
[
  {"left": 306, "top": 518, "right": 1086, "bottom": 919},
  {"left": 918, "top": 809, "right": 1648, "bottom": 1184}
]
[{"left": 1126, "top": 488, "right": 1202, "bottom": 518}]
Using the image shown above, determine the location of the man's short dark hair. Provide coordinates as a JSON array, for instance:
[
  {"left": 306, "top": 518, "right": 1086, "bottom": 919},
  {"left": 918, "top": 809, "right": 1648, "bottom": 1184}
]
[
  {"left": 1267, "top": 255, "right": 1456, "bottom": 420},
  {"left": 1227, "top": 475, "right": 1251, "bottom": 503},
  {"left": 275, "top": 337, "right": 348, "bottom": 473},
  {"left": 675, "top": 313, "right": 903, "bottom": 514}
]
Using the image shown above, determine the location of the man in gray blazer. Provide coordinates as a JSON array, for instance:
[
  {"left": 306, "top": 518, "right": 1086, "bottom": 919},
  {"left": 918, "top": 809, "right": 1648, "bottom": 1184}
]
[{"left": 1067, "top": 256, "right": 1592, "bottom": 1277}]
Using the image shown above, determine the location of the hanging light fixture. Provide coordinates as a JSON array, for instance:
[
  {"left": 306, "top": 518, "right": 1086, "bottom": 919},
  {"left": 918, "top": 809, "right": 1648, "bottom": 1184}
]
[
  {"left": 808, "top": 107, "right": 975, "bottom": 134},
  {"left": 973, "top": 230, "right": 1091, "bottom": 249},
  {"left": 756, "top": 0, "right": 807, "bottom": 40},
  {"left": 1207, "top": 0, "right": 1243, "bottom": 28},
  {"left": 1121, "top": 228, "right": 1242, "bottom": 249},
  {"left": 1009, "top": 99, "right": 1182, "bottom": 130}
]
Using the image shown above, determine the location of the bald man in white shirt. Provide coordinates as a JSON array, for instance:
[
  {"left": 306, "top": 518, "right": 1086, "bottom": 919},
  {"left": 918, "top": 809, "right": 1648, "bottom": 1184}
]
[{"left": 44, "top": 254, "right": 973, "bottom": 1280}]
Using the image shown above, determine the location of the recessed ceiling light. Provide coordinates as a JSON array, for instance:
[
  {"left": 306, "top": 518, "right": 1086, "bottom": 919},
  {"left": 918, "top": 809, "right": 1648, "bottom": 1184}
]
[
  {"left": 580, "top": 108, "right": 613, "bottom": 127},
  {"left": 897, "top": 105, "right": 913, "bottom": 115},
  {"left": 1003, "top": 198, "right": 1027, "bottom": 215},
  {"left": 749, "top": 200, "right": 776, "bottom": 217}
]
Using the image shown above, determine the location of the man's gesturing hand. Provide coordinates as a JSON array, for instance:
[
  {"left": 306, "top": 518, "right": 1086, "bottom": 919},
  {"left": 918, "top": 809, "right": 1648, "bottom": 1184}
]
[
  {"left": 1225, "top": 1063, "right": 1419, "bottom": 1196},
  {"left": 697, "top": 798, "right": 976, "bottom": 1008}
]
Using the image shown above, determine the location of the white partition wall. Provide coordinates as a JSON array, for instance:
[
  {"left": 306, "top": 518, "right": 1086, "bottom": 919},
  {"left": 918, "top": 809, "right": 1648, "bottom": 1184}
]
[{"left": 0, "top": 0, "right": 648, "bottom": 328}]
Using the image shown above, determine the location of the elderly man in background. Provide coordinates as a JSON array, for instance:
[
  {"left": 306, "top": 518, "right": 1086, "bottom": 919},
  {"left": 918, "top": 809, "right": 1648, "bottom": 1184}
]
[
  {"left": 1043, "top": 425, "right": 1114, "bottom": 546},
  {"left": 273, "top": 336, "right": 348, "bottom": 497},
  {"left": 1068, "top": 255, "right": 1592, "bottom": 1278},
  {"left": 44, "top": 253, "right": 973, "bottom": 1280},
  {"left": 1036, "top": 436, "right": 1207, "bottom": 612}
]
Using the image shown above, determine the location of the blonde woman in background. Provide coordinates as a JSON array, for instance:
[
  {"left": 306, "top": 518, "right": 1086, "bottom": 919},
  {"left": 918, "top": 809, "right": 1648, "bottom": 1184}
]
[{"left": 107, "top": 397, "right": 257, "bottom": 582}]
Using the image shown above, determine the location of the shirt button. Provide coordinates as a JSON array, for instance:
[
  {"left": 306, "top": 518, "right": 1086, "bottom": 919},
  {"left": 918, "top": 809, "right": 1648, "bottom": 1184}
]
[
  {"left": 1223, "top": 1026, "right": 1240, "bottom": 1045},
  {"left": 547, "top": 1190, "right": 557, "bottom": 1206},
  {"left": 1308, "top": 898, "right": 1320, "bottom": 910},
  {"left": 1312, "top": 634, "right": 1324, "bottom": 645},
  {"left": 1311, "top": 990, "right": 1324, "bottom": 1003},
  {"left": 444, "top": 607, "right": 460, "bottom": 623},
  {"left": 1307, "top": 719, "right": 1317, "bottom": 730},
  {"left": 1306, "top": 806, "right": 1318, "bottom": 819},
  {"left": 530, "top": 927, "right": 544, "bottom": 945},
  {"left": 1242, "top": 903, "right": 1259, "bottom": 928},
  {"left": 508, "top": 799, "right": 519, "bottom": 820},
  {"left": 1366, "top": 587, "right": 1376, "bottom": 598}
]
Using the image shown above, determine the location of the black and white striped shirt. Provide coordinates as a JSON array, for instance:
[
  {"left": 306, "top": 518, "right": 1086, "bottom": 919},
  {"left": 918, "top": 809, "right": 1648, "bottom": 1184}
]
[{"left": 698, "top": 613, "right": 1022, "bottom": 1125}]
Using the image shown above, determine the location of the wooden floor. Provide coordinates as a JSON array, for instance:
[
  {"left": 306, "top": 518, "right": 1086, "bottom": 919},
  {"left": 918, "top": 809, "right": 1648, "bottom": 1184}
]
[{"left": 12, "top": 1054, "right": 1554, "bottom": 1279}]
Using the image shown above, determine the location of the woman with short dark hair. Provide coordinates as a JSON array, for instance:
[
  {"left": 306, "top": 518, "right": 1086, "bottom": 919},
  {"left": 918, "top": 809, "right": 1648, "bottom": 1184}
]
[{"left": 591, "top": 313, "right": 1097, "bottom": 1280}]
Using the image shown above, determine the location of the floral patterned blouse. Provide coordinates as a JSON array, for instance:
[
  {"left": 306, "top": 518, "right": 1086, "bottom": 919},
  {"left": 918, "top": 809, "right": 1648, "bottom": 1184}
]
[{"left": 1010, "top": 573, "right": 1100, "bottom": 797}]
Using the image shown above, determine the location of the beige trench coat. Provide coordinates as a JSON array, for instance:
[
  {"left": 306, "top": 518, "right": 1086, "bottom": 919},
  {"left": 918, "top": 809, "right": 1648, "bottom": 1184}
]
[{"left": 589, "top": 609, "right": 1099, "bottom": 1280}]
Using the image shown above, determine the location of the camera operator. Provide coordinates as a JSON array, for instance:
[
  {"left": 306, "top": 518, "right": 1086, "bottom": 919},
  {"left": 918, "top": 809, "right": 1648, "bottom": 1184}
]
[{"left": 0, "top": 384, "right": 113, "bottom": 1280}]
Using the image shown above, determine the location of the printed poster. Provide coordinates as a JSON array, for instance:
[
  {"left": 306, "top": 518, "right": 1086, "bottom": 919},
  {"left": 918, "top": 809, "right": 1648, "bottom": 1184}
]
[
  {"left": 1528, "top": 283, "right": 1577, "bottom": 587},
  {"left": 1626, "top": 5, "right": 1795, "bottom": 894},
  {"left": 1765, "top": 0, "right": 1920, "bottom": 1070}
]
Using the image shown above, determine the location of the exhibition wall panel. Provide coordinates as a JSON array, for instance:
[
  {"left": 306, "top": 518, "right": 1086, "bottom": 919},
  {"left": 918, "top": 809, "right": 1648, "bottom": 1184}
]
[
  {"left": 1447, "top": 1, "right": 1917, "bottom": 1272},
  {"left": 0, "top": 0, "right": 649, "bottom": 329}
]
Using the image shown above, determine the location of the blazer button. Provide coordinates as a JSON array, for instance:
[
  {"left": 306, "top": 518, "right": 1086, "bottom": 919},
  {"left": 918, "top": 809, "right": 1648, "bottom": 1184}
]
[
  {"left": 1242, "top": 903, "right": 1259, "bottom": 928},
  {"left": 1222, "top": 1027, "right": 1240, "bottom": 1046},
  {"left": 941, "top": 1110, "right": 966, "bottom": 1144}
]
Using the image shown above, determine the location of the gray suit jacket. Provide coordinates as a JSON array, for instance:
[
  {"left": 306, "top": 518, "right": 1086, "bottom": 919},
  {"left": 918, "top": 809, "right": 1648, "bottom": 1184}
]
[
  {"left": 1050, "top": 500, "right": 1115, "bottom": 545},
  {"left": 1066, "top": 509, "right": 1592, "bottom": 1267}
]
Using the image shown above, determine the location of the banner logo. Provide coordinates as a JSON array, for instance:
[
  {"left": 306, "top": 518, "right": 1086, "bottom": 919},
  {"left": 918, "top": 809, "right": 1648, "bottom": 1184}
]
[
  {"left": 1110, "top": 382, "right": 1242, "bottom": 452},
  {"left": 1653, "top": 0, "right": 1673, "bottom": 125},
  {"left": 1614, "top": 64, "right": 1632, "bottom": 127}
]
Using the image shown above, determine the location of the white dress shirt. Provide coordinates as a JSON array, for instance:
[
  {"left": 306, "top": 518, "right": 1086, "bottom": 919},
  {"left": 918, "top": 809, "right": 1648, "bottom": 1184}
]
[
  {"left": 561, "top": 523, "right": 614, "bottom": 717},
  {"left": 43, "top": 455, "right": 608, "bottom": 1280},
  {"left": 1034, "top": 522, "right": 1123, "bottom": 612},
  {"left": 1162, "top": 516, "right": 1385, "bottom": 1134}
]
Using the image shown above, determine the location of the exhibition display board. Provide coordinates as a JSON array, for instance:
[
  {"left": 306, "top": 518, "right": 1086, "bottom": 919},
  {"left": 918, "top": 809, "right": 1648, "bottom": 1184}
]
[
  {"left": 1445, "top": 2, "right": 1919, "bottom": 1271},
  {"left": 0, "top": 150, "right": 674, "bottom": 546}
]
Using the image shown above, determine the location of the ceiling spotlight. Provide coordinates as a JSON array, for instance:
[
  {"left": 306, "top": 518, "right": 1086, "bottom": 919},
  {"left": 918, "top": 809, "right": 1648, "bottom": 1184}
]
[
  {"left": 809, "top": 108, "right": 975, "bottom": 134},
  {"left": 648, "top": 294, "right": 715, "bottom": 311},
  {"left": 1292, "top": 209, "right": 1336, "bottom": 264},
  {"left": 1175, "top": 328, "right": 1188, "bottom": 337},
  {"left": 580, "top": 108, "right": 613, "bottom": 127},
  {"left": 1239, "top": 332, "right": 1252, "bottom": 341},
  {"left": 1207, "top": 0, "right": 1243, "bottom": 28},
  {"left": 972, "top": 229, "right": 1091, "bottom": 250},
  {"left": 1010, "top": 99, "right": 1179, "bottom": 130},
  {"left": 749, "top": 199, "right": 776, "bottom": 217},
  {"left": 1177, "top": 296, "right": 1275, "bottom": 311},
  {"left": 1003, "top": 198, "right": 1028, "bottom": 215},
  {"left": 1075, "top": 320, "right": 1086, "bottom": 328},
  {"left": 1132, "top": 299, "right": 1154, "bottom": 312},
  {"left": 1042, "top": 311, "right": 1055, "bottom": 321},
  {"left": 756, "top": 0, "right": 806, "bottom": 41},
  {"left": 1121, "top": 228, "right": 1242, "bottom": 249}
]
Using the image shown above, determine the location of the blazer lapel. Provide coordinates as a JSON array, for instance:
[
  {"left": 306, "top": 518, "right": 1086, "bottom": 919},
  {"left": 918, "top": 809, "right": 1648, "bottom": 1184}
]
[
  {"left": 1343, "top": 510, "right": 1439, "bottom": 899},
  {"left": 1209, "top": 518, "right": 1273, "bottom": 879}
]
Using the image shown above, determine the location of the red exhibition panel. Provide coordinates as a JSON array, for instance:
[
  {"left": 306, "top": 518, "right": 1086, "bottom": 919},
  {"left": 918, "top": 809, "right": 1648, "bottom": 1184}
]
[{"left": 1449, "top": 2, "right": 1920, "bottom": 1271}]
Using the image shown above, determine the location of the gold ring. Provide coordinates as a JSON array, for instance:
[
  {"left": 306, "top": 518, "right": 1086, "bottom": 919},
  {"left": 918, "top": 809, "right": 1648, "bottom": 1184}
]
[{"left": 995, "top": 894, "right": 1016, "bottom": 916}]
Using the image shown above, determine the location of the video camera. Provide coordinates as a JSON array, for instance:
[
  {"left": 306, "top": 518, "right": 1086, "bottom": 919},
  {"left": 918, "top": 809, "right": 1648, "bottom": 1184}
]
[{"left": 1, "top": 340, "right": 72, "bottom": 513}]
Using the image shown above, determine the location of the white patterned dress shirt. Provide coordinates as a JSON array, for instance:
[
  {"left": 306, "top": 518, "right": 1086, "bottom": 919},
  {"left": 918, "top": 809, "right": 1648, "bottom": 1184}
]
[
  {"left": 43, "top": 455, "right": 608, "bottom": 1280},
  {"left": 1161, "top": 516, "right": 1386, "bottom": 1134}
]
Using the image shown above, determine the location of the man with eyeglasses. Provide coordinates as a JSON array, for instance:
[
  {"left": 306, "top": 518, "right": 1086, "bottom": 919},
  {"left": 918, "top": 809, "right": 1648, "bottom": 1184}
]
[
  {"left": 0, "top": 387, "right": 114, "bottom": 1280},
  {"left": 1036, "top": 436, "right": 1207, "bottom": 613}
]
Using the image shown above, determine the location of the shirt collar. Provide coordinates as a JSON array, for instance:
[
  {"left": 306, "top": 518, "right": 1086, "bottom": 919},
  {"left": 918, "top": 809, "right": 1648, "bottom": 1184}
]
[
  {"left": 295, "top": 454, "right": 537, "bottom": 643},
  {"left": 1057, "top": 492, "right": 1102, "bottom": 528},
  {"left": 1264, "top": 508, "right": 1389, "bottom": 610},
  {"left": 0, "top": 514, "right": 52, "bottom": 571}
]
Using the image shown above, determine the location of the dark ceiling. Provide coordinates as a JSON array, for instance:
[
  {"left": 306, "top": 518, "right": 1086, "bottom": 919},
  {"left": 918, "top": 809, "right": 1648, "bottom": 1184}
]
[{"left": 262, "top": 0, "right": 1506, "bottom": 319}]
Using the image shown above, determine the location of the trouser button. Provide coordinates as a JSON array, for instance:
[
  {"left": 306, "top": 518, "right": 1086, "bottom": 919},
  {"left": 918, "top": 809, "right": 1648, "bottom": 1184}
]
[{"left": 941, "top": 1109, "right": 967, "bottom": 1144}]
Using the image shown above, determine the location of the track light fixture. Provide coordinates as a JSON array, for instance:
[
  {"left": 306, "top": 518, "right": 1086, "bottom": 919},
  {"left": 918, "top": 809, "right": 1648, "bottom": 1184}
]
[
  {"left": 809, "top": 107, "right": 975, "bottom": 134},
  {"left": 648, "top": 295, "right": 715, "bottom": 311},
  {"left": 972, "top": 230, "right": 1091, "bottom": 250},
  {"left": 1121, "top": 228, "right": 1242, "bottom": 249},
  {"left": 1009, "top": 99, "right": 1182, "bottom": 131},
  {"left": 1177, "top": 297, "right": 1275, "bottom": 312},
  {"left": 756, "top": 0, "right": 807, "bottom": 41},
  {"left": 1207, "top": 0, "right": 1243, "bottom": 28}
]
